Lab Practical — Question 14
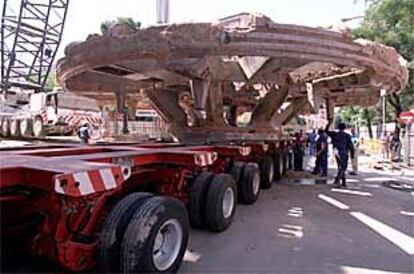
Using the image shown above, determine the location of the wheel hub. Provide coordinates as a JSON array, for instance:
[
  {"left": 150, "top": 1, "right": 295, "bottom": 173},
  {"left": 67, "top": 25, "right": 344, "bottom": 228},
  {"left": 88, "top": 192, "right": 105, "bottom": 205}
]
[
  {"left": 152, "top": 218, "right": 183, "bottom": 271},
  {"left": 222, "top": 187, "right": 235, "bottom": 219},
  {"left": 253, "top": 172, "right": 260, "bottom": 195},
  {"left": 268, "top": 162, "right": 274, "bottom": 182}
]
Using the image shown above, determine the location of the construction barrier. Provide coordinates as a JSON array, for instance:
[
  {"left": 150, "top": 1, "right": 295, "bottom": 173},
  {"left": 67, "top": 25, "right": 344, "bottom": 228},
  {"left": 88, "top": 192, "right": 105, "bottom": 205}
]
[{"left": 360, "top": 139, "right": 381, "bottom": 156}]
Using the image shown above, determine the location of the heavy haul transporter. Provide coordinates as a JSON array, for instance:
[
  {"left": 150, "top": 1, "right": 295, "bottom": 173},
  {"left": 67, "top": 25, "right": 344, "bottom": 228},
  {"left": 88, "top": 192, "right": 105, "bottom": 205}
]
[{"left": 0, "top": 13, "right": 408, "bottom": 273}]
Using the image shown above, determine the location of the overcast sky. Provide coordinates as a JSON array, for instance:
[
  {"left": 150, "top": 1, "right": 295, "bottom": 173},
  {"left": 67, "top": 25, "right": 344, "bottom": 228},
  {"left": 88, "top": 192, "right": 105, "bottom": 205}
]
[{"left": 57, "top": 0, "right": 367, "bottom": 58}]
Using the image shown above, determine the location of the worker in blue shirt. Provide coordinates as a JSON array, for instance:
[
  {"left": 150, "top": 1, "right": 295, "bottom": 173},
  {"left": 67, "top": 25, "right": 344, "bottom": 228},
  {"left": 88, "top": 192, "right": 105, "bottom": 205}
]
[
  {"left": 312, "top": 129, "right": 328, "bottom": 176},
  {"left": 325, "top": 121, "right": 354, "bottom": 187},
  {"left": 309, "top": 129, "right": 317, "bottom": 156}
]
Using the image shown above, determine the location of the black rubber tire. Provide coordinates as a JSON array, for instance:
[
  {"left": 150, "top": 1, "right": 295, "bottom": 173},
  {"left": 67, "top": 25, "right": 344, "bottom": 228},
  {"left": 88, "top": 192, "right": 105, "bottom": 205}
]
[
  {"left": 121, "top": 196, "right": 189, "bottom": 273},
  {"left": 98, "top": 192, "right": 154, "bottom": 272},
  {"left": 260, "top": 156, "right": 274, "bottom": 189},
  {"left": 205, "top": 174, "right": 237, "bottom": 232},
  {"left": 274, "top": 153, "right": 282, "bottom": 180},
  {"left": 20, "top": 119, "right": 33, "bottom": 137},
  {"left": 282, "top": 150, "right": 289, "bottom": 175},
  {"left": 2, "top": 119, "right": 10, "bottom": 137},
  {"left": 9, "top": 119, "right": 21, "bottom": 137},
  {"left": 229, "top": 161, "right": 245, "bottom": 185},
  {"left": 0, "top": 119, "right": 3, "bottom": 136},
  {"left": 189, "top": 171, "right": 215, "bottom": 228},
  {"left": 239, "top": 163, "right": 261, "bottom": 204},
  {"left": 288, "top": 149, "right": 294, "bottom": 171},
  {"left": 32, "top": 116, "right": 44, "bottom": 137}
]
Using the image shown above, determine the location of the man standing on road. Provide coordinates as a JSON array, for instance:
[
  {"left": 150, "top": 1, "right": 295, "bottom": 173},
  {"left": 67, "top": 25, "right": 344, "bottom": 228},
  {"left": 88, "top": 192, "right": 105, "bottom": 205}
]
[
  {"left": 312, "top": 129, "right": 328, "bottom": 177},
  {"left": 309, "top": 129, "right": 317, "bottom": 156},
  {"left": 325, "top": 122, "right": 354, "bottom": 187},
  {"left": 350, "top": 128, "right": 359, "bottom": 175},
  {"left": 293, "top": 132, "right": 305, "bottom": 171},
  {"left": 78, "top": 123, "right": 91, "bottom": 144}
]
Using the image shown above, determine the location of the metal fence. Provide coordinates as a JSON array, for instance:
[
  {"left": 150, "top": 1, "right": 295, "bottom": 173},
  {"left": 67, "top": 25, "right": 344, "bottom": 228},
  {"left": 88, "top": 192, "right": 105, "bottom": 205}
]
[
  {"left": 103, "top": 119, "right": 170, "bottom": 140},
  {"left": 403, "top": 124, "right": 414, "bottom": 166}
]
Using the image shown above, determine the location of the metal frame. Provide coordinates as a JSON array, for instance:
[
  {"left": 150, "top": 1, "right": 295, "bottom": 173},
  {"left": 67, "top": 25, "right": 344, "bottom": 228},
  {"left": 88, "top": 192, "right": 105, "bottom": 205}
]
[
  {"left": 1, "top": 0, "right": 69, "bottom": 94},
  {"left": 0, "top": 141, "right": 293, "bottom": 270}
]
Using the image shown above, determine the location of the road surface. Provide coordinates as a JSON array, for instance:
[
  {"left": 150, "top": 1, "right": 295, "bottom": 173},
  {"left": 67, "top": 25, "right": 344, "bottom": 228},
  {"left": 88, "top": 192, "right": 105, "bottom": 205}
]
[{"left": 180, "top": 167, "right": 414, "bottom": 273}]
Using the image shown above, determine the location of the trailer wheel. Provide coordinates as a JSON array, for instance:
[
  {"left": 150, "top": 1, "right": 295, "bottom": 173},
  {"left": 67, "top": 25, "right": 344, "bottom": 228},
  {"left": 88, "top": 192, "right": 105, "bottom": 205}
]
[
  {"left": 288, "top": 149, "right": 294, "bottom": 171},
  {"left": 99, "top": 192, "right": 154, "bottom": 272},
  {"left": 238, "top": 163, "right": 261, "bottom": 204},
  {"left": 9, "top": 119, "right": 21, "bottom": 137},
  {"left": 260, "top": 156, "right": 274, "bottom": 189},
  {"left": 20, "top": 119, "right": 33, "bottom": 137},
  {"left": 2, "top": 119, "right": 10, "bottom": 137},
  {"left": 32, "top": 116, "right": 44, "bottom": 137},
  {"left": 229, "top": 161, "right": 245, "bottom": 184},
  {"left": 205, "top": 174, "right": 237, "bottom": 232},
  {"left": 121, "top": 196, "right": 189, "bottom": 273},
  {"left": 0, "top": 119, "right": 3, "bottom": 136},
  {"left": 189, "top": 171, "right": 215, "bottom": 228},
  {"left": 282, "top": 150, "right": 289, "bottom": 174},
  {"left": 273, "top": 153, "right": 281, "bottom": 180}
]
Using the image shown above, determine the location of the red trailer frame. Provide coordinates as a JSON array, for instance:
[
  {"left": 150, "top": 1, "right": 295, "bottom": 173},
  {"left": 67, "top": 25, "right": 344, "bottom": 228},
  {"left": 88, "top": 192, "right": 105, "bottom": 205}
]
[{"left": 0, "top": 139, "right": 293, "bottom": 271}]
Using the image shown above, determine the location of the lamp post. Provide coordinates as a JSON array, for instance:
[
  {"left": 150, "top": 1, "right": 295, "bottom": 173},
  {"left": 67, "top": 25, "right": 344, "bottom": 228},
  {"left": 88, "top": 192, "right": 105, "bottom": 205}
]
[{"left": 381, "top": 88, "right": 387, "bottom": 137}]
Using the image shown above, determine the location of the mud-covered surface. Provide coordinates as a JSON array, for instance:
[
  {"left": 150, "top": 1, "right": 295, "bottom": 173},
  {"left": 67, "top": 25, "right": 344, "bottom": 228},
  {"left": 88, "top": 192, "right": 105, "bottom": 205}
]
[{"left": 57, "top": 13, "right": 409, "bottom": 144}]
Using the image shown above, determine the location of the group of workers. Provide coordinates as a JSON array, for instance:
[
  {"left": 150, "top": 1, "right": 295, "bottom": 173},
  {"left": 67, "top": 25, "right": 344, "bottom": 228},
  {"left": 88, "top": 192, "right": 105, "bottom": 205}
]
[{"left": 293, "top": 121, "right": 357, "bottom": 187}]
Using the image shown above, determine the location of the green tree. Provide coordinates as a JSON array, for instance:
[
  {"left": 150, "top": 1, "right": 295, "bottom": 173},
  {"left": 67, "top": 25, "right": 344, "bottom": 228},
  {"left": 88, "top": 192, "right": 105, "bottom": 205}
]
[
  {"left": 339, "top": 106, "right": 378, "bottom": 138},
  {"left": 44, "top": 71, "right": 57, "bottom": 92},
  {"left": 100, "top": 17, "right": 141, "bottom": 34},
  {"left": 352, "top": 0, "right": 414, "bottom": 137}
]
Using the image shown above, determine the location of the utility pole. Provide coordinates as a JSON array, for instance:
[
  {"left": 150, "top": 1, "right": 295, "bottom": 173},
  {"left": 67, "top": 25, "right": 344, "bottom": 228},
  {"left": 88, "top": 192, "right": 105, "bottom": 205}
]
[
  {"left": 156, "top": 0, "right": 169, "bottom": 25},
  {"left": 381, "top": 88, "right": 387, "bottom": 136}
]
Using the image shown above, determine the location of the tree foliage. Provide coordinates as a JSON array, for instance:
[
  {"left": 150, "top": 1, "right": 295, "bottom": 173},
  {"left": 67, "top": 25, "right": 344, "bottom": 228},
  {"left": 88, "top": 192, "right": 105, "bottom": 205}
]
[
  {"left": 100, "top": 17, "right": 141, "bottom": 34},
  {"left": 44, "top": 71, "right": 57, "bottom": 92},
  {"left": 340, "top": 0, "right": 413, "bottom": 137},
  {"left": 353, "top": 0, "right": 414, "bottom": 110}
]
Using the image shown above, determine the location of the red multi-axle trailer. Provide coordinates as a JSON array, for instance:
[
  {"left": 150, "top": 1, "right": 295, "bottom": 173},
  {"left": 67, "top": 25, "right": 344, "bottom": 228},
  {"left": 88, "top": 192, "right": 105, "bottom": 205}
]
[{"left": 0, "top": 139, "right": 293, "bottom": 272}]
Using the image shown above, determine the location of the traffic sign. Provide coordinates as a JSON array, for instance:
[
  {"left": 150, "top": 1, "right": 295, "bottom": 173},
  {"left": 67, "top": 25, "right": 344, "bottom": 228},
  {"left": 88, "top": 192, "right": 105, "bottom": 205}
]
[{"left": 400, "top": 111, "right": 414, "bottom": 124}]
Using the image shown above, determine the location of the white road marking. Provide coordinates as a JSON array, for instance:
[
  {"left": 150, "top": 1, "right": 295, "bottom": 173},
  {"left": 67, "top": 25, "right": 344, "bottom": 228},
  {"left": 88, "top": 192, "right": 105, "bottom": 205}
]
[
  {"left": 361, "top": 184, "right": 380, "bottom": 188},
  {"left": 341, "top": 265, "right": 408, "bottom": 274},
  {"left": 287, "top": 212, "right": 303, "bottom": 218},
  {"left": 288, "top": 209, "right": 303, "bottom": 213},
  {"left": 287, "top": 207, "right": 303, "bottom": 217},
  {"left": 318, "top": 194, "right": 350, "bottom": 210},
  {"left": 331, "top": 188, "right": 372, "bottom": 197},
  {"left": 283, "top": 224, "right": 303, "bottom": 230},
  {"left": 364, "top": 177, "right": 388, "bottom": 182},
  {"left": 184, "top": 250, "right": 202, "bottom": 263},
  {"left": 350, "top": 212, "right": 414, "bottom": 255},
  {"left": 346, "top": 185, "right": 362, "bottom": 190},
  {"left": 278, "top": 224, "right": 304, "bottom": 238},
  {"left": 400, "top": 211, "right": 414, "bottom": 217}
]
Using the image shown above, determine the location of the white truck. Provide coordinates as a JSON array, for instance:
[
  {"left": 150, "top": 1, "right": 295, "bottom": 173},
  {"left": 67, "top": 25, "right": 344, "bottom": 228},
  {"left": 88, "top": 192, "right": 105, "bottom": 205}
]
[{"left": 0, "top": 90, "right": 103, "bottom": 138}]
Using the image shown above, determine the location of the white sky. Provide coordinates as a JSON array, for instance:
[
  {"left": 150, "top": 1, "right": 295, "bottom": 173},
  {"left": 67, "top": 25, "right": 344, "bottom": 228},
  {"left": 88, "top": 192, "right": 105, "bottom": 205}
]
[{"left": 58, "top": 0, "right": 367, "bottom": 59}]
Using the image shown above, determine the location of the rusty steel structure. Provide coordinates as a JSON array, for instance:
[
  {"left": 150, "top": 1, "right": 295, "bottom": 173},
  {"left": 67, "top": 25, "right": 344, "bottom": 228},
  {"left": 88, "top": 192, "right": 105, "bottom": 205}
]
[{"left": 57, "top": 13, "right": 409, "bottom": 143}]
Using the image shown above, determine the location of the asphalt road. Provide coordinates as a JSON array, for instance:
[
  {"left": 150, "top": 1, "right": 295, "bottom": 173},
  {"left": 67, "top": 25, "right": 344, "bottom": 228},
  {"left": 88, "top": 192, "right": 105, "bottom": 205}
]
[{"left": 180, "top": 169, "right": 414, "bottom": 273}]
